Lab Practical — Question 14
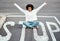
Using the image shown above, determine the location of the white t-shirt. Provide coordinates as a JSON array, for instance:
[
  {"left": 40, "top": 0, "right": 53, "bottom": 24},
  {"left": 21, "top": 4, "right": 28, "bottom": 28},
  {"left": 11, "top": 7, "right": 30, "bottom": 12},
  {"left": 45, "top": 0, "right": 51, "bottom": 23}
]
[
  {"left": 14, "top": 3, "right": 46, "bottom": 21},
  {"left": 24, "top": 10, "right": 37, "bottom": 21}
]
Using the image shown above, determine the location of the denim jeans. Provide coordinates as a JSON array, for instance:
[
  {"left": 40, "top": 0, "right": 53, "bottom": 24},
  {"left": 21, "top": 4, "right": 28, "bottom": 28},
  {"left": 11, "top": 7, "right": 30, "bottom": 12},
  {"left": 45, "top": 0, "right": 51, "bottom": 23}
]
[{"left": 23, "top": 21, "right": 39, "bottom": 28}]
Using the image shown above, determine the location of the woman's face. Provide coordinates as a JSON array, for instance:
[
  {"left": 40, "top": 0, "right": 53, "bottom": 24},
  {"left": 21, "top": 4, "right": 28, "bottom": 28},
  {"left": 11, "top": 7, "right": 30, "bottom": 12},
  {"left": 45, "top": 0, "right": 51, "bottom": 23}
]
[{"left": 28, "top": 7, "right": 32, "bottom": 12}]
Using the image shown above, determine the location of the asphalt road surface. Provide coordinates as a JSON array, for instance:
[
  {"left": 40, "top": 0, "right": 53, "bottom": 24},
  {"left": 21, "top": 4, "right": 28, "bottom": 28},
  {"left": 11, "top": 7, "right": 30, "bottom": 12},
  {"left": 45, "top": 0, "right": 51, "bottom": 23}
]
[
  {"left": 0, "top": 0, "right": 60, "bottom": 41},
  {"left": 0, "top": 16, "right": 60, "bottom": 41}
]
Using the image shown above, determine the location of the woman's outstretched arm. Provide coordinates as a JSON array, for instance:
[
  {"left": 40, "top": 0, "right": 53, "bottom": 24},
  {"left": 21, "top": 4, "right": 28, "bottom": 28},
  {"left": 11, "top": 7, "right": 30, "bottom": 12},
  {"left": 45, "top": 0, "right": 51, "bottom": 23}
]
[
  {"left": 35, "top": 2, "right": 47, "bottom": 12},
  {"left": 14, "top": 3, "right": 25, "bottom": 13}
]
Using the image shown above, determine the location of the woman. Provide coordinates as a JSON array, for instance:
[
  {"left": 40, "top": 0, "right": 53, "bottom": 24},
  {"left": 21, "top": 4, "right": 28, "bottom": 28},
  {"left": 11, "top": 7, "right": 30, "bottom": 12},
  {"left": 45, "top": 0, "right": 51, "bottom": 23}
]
[{"left": 14, "top": 2, "right": 47, "bottom": 28}]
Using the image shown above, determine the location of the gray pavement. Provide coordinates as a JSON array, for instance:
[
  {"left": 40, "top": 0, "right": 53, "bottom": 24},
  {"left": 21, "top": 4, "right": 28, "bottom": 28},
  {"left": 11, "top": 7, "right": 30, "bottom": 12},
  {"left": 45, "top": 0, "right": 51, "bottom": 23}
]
[
  {"left": 0, "top": 0, "right": 60, "bottom": 41},
  {"left": 0, "top": 17, "right": 60, "bottom": 41}
]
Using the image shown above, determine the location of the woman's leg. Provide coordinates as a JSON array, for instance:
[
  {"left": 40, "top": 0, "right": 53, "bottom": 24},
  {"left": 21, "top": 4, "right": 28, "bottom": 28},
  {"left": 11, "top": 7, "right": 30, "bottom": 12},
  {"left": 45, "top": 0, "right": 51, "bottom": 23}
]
[
  {"left": 32, "top": 21, "right": 39, "bottom": 27},
  {"left": 23, "top": 22, "right": 33, "bottom": 27},
  {"left": 23, "top": 21, "right": 39, "bottom": 28}
]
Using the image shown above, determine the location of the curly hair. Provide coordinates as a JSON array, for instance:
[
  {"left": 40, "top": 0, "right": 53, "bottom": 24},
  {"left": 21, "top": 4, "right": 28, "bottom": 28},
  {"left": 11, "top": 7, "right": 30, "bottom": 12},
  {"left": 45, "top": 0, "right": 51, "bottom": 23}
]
[{"left": 26, "top": 4, "right": 34, "bottom": 10}]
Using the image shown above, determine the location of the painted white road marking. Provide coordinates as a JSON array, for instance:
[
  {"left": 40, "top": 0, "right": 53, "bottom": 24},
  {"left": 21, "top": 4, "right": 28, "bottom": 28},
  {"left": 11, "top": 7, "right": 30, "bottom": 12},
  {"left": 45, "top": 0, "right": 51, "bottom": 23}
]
[
  {"left": 33, "top": 22, "right": 49, "bottom": 41},
  {"left": 6, "top": 15, "right": 60, "bottom": 41},
  {"left": 47, "top": 22, "right": 60, "bottom": 32},
  {"left": 20, "top": 27, "right": 26, "bottom": 41},
  {"left": 7, "top": 15, "right": 60, "bottom": 25},
  {"left": 0, "top": 21, "right": 15, "bottom": 41},
  {"left": 46, "top": 22, "right": 60, "bottom": 41},
  {"left": 19, "top": 21, "right": 26, "bottom": 41}
]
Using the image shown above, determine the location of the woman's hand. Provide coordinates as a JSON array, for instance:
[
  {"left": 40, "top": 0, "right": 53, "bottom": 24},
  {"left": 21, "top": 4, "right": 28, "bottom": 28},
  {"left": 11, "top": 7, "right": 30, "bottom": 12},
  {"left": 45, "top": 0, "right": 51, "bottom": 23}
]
[{"left": 45, "top": 0, "right": 48, "bottom": 5}]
